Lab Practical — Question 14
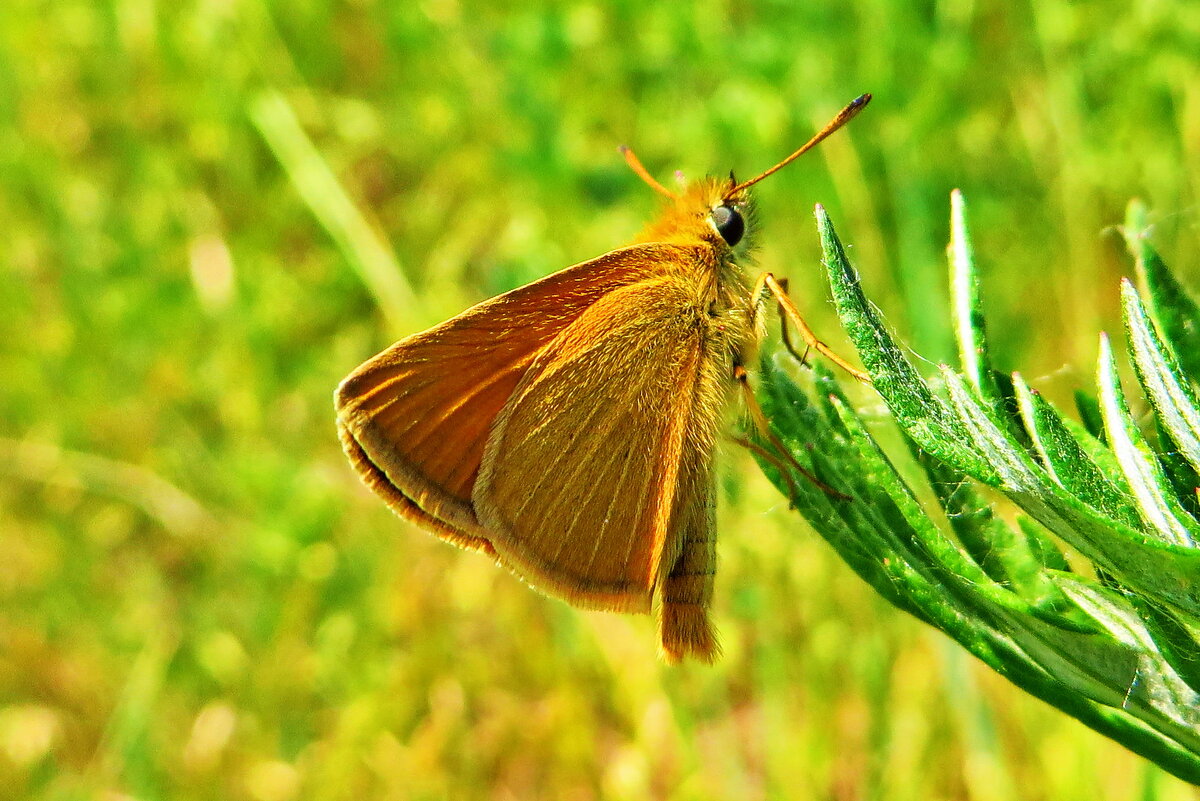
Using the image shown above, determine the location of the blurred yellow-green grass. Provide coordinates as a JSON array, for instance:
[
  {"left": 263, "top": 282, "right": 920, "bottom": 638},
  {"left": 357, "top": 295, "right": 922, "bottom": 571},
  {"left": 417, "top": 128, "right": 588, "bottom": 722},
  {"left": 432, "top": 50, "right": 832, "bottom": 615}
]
[{"left": 2, "top": 1, "right": 1199, "bottom": 799}]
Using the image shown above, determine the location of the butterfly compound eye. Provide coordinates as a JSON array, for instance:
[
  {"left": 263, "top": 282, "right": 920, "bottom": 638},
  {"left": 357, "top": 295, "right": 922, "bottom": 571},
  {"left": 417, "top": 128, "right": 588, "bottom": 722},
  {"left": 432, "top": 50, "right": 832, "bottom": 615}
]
[{"left": 711, "top": 204, "right": 744, "bottom": 246}]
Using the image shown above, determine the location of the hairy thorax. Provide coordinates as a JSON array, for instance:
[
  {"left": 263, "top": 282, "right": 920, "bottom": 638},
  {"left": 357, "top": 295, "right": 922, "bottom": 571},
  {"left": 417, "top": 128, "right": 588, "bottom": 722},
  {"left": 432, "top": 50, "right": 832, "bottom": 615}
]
[{"left": 631, "top": 176, "right": 761, "bottom": 370}]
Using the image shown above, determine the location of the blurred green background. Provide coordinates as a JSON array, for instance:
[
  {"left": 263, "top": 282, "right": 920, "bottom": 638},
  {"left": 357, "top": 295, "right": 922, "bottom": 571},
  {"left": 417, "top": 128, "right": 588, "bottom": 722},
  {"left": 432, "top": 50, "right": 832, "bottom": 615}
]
[{"left": 2, "top": 1, "right": 1198, "bottom": 799}]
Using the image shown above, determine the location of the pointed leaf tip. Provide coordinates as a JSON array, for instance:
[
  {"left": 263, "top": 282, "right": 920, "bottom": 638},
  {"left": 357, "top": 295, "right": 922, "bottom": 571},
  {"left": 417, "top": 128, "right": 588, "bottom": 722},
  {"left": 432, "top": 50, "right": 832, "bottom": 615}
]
[{"left": 1122, "top": 276, "right": 1200, "bottom": 480}]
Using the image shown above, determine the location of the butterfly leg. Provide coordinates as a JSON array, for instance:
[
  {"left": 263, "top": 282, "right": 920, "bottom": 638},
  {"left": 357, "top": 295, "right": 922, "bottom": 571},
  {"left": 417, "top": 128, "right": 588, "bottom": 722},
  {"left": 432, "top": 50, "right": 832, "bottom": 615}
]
[
  {"left": 729, "top": 434, "right": 802, "bottom": 506},
  {"left": 765, "top": 277, "right": 812, "bottom": 367},
  {"left": 734, "top": 365, "right": 851, "bottom": 501},
  {"left": 751, "top": 272, "right": 869, "bottom": 383}
]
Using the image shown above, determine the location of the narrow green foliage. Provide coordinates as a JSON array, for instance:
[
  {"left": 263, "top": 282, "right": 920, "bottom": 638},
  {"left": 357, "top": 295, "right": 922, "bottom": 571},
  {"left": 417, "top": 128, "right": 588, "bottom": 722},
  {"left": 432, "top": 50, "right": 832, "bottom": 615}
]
[
  {"left": 1075, "top": 389, "right": 1108, "bottom": 443},
  {"left": 949, "top": 189, "right": 1005, "bottom": 417},
  {"left": 754, "top": 196, "right": 1200, "bottom": 783},
  {"left": 249, "top": 90, "right": 416, "bottom": 328},
  {"left": 1096, "top": 335, "right": 1200, "bottom": 547},
  {"left": 1123, "top": 201, "right": 1200, "bottom": 382},
  {"left": 815, "top": 205, "right": 997, "bottom": 482},
  {"left": 1012, "top": 375, "right": 1139, "bottom": 530},
  {"left": 1123, "top": 280, "right": 1200, "bottom": 481}
]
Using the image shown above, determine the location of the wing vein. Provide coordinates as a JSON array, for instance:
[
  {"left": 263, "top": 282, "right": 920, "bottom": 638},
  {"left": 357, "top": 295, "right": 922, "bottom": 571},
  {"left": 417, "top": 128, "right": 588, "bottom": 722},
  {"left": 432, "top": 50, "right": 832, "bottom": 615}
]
[
  {"left": 399, "top": 351, "right": 539, "bottom": 454},
  {"left": 506, "top": 384, "right": 630, "bottom": 530},
  {"left": 577, "top": 438, "right": 640, "bottom": 576}
]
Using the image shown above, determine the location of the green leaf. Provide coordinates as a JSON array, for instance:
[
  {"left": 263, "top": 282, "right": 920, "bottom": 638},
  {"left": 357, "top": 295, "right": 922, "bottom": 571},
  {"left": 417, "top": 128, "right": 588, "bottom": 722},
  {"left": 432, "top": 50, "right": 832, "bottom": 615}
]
[
  {"left": 1053, "top": 575, "right": 1200, "bottom": 743},
  {"left": 754, "top": 196, "right": 1200, "bottom": 784},
  {"left": 1074, "top": 389, "right": 1107, "bottom": 443},
  {"left": 936, "top": 370, "right": 1200, "bottom": 614},
  {"left": 1123, "top": 279, "right": 1200, "bottom": 481},
  {"left": 1012, "top": 372, "right": 1140, "bottom": 529},
  {"left": 1096, "top": 334, "right": 1200, "bottom": 547},
  {"left": 1123, "top": 199, "right": 1200, "bottom": 382},
  {"left": 757, "top": 357, "right": 1200, "bottom": 780},
  {"left": 1133, "top": 600, "right": 1200, "bottom": 696},
  {"left": 817, "top": 204, "right": 996, "bottom": 482},
  {"left": 1017, "top": 515, "right": 1072, "bottom": 573},
  {"left": 949, "top": 190, "right": 1004, "bottom": 410}
]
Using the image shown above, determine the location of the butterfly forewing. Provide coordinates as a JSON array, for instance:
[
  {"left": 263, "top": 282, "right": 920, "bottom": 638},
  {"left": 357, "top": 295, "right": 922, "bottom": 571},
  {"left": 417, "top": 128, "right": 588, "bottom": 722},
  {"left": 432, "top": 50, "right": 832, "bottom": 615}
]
[{"left": 335, "top": 246, "right": 683, "bottom": 542}]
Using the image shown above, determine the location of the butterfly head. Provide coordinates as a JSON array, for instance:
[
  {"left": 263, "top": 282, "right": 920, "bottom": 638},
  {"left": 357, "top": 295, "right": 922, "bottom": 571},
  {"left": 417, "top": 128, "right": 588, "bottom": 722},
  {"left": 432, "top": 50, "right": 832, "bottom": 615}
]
[{"left": 627, "top": 172, "right": 755, "bottom": 251}]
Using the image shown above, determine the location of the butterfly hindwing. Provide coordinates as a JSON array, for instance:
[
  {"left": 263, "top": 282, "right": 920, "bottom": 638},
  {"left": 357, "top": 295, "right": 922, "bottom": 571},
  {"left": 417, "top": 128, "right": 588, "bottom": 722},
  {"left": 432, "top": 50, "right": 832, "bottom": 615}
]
[{"left": 472, "top": 273, "right": 730, "bottom": 654}]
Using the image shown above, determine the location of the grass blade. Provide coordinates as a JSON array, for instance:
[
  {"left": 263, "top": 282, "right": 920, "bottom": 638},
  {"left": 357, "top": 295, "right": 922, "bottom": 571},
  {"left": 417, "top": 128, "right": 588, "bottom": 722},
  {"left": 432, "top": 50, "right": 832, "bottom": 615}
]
[{"left": 249, "top": 89, "right": 415, "bottom": 329}]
